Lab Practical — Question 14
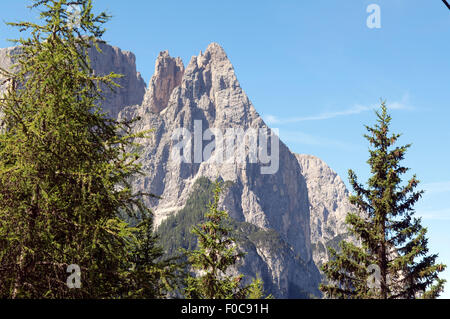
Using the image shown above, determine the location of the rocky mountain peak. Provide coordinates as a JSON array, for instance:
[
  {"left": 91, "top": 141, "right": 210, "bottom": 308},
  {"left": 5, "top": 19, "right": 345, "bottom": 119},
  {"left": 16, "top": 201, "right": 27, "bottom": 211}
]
[
  {"left": 196, "top": 42, "right": 229, "bottom": 67},
  {"left": 116, "top": 43, "right": 326, "bottom": 298},
  {"left": 142, "top": 50, "right": 184, "bottom": 113},
  {"left": 0, "top": 41, "right": 358, "bottom": 298}
]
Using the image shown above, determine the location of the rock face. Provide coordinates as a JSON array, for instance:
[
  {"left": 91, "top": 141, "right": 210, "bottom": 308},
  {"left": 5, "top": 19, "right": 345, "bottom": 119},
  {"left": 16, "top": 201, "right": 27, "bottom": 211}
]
[
  {"left": 142, "top": 51, "right": 184, "bottom": 113},
  {"left": 0, "top": 47, "right": 20, "bottom": 96},
  {"left": 0, "top": 43, "right": 146, "bottom": 117},
  {"left": 296, "top": 154, "right": 358, "bottom": 268},
  {"left": 0, "top": 44, "right": 146, "bottom": 117},
  {"left": 88, "top": 42, "right": 147, "bottom": 118},
  {"left": 0, "top": 47, "right": 16, "bottom": 73}
]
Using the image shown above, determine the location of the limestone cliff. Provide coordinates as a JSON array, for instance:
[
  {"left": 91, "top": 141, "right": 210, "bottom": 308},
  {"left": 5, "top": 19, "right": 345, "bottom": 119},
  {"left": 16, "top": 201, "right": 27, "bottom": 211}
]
[
  {"left": 87, "top": 42, "right": 146, "bottom": 118},
  {"left": 0, "top": 43, "right": 146, "bottom": 117},
  {"left": 142, "top": 51, "right": 184, "bottom": 113},
  {"left": 296, "top": 154, "right": 358, "bottom": 269}
]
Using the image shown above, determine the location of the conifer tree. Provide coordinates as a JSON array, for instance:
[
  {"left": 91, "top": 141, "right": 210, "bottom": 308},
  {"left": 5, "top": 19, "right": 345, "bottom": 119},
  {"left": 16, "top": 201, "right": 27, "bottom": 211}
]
[
  {"left": 0, "top": 0, "right": 176, "bottom": 298},
  {"left": 320, "top": 101, "right": 446, "bottom": 299},
  {"left": 124, "top": 217, "right": 182, "bottom": 298},
  {"left": 184, "top": 181, "right": 267, "bottom": 299}
]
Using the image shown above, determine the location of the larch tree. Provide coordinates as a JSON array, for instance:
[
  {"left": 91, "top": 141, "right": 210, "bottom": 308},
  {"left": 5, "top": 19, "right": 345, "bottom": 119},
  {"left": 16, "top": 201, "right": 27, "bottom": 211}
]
[{"left": 0, "top": 0, "right": 177, "bottom": 298}]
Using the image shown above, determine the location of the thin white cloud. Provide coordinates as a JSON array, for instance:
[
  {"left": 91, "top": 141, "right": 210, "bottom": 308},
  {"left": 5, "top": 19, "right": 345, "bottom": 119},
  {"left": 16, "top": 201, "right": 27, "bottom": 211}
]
[
  {"left": 264, "top": 94, "right": 414, "bottom": 125},
  {"left": 417, "top": 208, "right": 450, "bottom": 221},
  {"left": 388, "top": 93, "right": 414, "bottom": 110},
  {"left": 278, "top": 130, "right": 358, "bottom": 151},
  {"left": 422, "top": 181, "right": 450, "bottom": 195},
  {"left": 389, "top": 101, "right": 410, "bottom": 110},
  {"left": 265, "top": 105, "right": 370, "bottom": 125},
  {"left": 265, "top": 114, "right": 281, "bottom": 124}
]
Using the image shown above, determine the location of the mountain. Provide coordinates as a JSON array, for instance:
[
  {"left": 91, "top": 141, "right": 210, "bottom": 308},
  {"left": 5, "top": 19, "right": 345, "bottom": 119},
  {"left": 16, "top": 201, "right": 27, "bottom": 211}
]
[
  {"left": 0, "top": 42, "right": 356, "bottom": 298},
  {"left": 117, "top": 43, "right": 358, "bottom": 298},
  {"left": 0, "top": 43, "right": 146, "bottom": 118}
]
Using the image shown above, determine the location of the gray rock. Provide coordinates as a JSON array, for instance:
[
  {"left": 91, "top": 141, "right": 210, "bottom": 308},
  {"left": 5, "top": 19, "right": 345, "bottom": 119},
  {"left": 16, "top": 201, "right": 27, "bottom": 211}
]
[
  {"left": 88, "top": 42, "right": 146, "bottom": 118},
  {"left": 296, "top": 154, "right": 358, "bottom": 268},
  {"left": 0, "top": 43, "right": 146, "bottom": 118},
  {"left": 0, "top": 46, "right": 20, "bottom": 96},
  {"left": 142, "top": 51, "right": 184, "bottom": 113}
]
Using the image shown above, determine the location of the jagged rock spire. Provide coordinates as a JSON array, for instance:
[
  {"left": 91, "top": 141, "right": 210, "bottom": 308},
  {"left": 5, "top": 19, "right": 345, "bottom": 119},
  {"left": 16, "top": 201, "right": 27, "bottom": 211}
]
[{"left": 143, "top": 50, "right": 184, "bottom": 113}]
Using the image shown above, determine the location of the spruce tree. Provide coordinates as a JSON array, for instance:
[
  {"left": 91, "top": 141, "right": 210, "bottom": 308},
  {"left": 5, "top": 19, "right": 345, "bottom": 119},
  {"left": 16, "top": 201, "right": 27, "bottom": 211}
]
[
  {"left": 320, "top": 101, "right": 446, "bottom": 299},
  {"left": 184, "top": 181, "right": 267, "bottom": 299},
  {"left": 0, "top": 0, "right": 176, "bottom": 298}
]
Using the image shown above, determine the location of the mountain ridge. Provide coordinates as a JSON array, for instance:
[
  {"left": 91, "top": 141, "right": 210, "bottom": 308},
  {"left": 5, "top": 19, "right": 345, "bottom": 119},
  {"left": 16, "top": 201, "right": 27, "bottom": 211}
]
[{"left": 0, "top": 42, "right": 357, "bottom": 298}]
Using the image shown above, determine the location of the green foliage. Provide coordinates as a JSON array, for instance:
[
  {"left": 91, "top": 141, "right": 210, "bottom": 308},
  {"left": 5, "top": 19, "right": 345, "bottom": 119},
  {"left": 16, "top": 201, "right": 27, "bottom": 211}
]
[
  {"left": 182, "top": 180, "right": 267, "bottom": 299},
  {"left": 157, "top": 177, "right": 216, "bottom": 258},
  {"left": 123, "top": 217, "right": 182, "bottom": 298},
  {"left": 0, "top": 0, "right": 177, "bottom": 298},
  {"left": 157, "top": 178, "right": 282, "bottom": 298},
  {"left": 158, "top": 178, "right": 286, "bottom": 261},
  {"left": 246, "top": 277, "right": 272, "bottom": 299},
  {"left": 247, "top": 227, "right": 285, "bottom": 252},
  {"left": 320, "top": 101, "right": 446, "bottom": 299}
]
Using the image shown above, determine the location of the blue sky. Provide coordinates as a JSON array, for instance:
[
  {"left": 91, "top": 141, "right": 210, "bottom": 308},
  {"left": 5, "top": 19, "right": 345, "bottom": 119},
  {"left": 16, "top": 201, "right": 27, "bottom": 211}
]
[{"left": 1, "top": 0, "right": 449, "bottom": 298}]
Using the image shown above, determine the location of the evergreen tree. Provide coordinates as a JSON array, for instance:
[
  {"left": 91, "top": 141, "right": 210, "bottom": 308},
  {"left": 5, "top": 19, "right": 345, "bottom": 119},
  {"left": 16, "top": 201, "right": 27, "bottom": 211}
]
[
  {"left": 0, "top": 0, "right": 176, "bottom": 298},
  {"left": 320, "top": 101, "right": 446, "bottom": 299},
  {"left": 184, "top": 181, "right": 267, "bottom": 299},
  {"left": 124, "top": 217, "right": 182, "bottom": 298}
]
